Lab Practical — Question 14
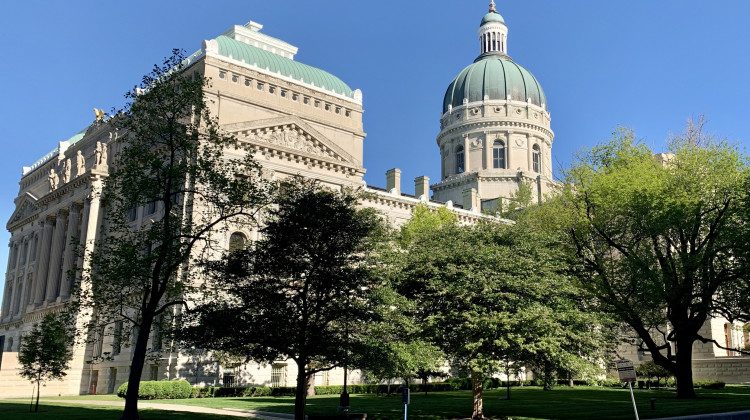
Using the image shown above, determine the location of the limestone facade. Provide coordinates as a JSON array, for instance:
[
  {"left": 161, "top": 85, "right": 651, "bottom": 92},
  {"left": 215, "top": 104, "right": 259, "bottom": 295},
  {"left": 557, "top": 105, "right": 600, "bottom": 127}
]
[{"left": 0, "top": 19, "right": 492, "bottom": 398}]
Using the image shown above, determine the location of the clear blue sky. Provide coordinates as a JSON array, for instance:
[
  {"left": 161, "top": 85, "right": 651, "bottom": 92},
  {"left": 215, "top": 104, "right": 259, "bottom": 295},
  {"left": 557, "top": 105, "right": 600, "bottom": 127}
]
[{"left": 1, "top": 1, "right": 749, "bottom": 304}]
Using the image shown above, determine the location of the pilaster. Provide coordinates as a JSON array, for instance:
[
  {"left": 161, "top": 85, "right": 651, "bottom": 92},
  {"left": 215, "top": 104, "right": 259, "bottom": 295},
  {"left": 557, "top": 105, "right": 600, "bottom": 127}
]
[
  {"left": 59, "top": 203, "right": 82, "bottom": 299},
  {"left": 45, "top": 210, "right": 69, "bottom": 303},
  {"left": 32, "top": 217, "right": 54, "bottom": 306}
]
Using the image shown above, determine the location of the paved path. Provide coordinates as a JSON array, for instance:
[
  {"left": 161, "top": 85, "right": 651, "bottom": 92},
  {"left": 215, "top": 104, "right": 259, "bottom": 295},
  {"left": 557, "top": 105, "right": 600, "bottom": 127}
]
[
  {"left": 41, "top": 399, "right": 294, "bottom": 420},
  {"left": 651, "top": 411, "right": 750, "bottom": 420}
]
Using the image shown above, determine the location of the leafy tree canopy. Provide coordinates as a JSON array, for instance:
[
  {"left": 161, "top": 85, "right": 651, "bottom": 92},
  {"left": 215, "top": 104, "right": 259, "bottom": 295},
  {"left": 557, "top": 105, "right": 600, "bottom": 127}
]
[
  {"left": 18, "top": 313, "right": 73, "bottom": 412},
  {"left": 529, "top": 119, "right": 750, "bottom": 398},
  {"left": 183, "top": 177, "right": 388, "bottom": 420}
]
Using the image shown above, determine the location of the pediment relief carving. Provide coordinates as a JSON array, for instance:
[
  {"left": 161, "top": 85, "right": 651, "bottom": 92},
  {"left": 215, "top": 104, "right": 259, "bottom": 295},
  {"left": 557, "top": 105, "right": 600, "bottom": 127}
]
[
  {"left": 223, "top": 116, "right": 360, "bottom": 167},
  {"left": 8, "top": 193, "right": 39, "bottom": 228}
]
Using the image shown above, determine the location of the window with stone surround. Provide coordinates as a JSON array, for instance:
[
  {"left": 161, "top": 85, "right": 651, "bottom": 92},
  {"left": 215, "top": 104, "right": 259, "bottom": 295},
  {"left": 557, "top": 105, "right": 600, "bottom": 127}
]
[
  {"left": 493, "top": 140, "right": 506, "bottom": 169},
  {"left": 532, "top": 144, "right": 541, "bottom": 173},
  {"left": 456, "top": 145, "right": 465, "bottom": 174}
]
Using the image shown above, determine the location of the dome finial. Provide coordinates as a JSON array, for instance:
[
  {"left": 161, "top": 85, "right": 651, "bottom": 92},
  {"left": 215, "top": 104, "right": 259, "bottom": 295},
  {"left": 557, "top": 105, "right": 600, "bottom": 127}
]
[{"left": 489, "top": 1, "right": 496, "bottom": 13}]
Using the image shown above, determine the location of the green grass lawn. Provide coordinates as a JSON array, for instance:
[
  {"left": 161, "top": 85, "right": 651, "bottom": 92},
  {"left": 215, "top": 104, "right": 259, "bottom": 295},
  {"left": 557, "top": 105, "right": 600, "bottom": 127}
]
[
  {"left": 18, "top": 385, "right": 750, "bottom": 419},
  {"left": 164, "top": 386, "right": 750, "bottom": 419},
  {"left": 0, "top": 400, "right": 235, "bottom": 420}
]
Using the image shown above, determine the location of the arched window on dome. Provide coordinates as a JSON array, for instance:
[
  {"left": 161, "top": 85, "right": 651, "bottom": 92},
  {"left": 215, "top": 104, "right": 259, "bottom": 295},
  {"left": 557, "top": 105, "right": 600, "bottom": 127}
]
[
  {"left": 532, "top": 144, "right": 541, "bottom": 173},
  {"left": 493, "top": 140, "right": 506, "bottom": 169},
  {"left": 456, "top": 145, "right": 465, "bottom": 174},
  {"left": 228, "top": 232, "right": 247, "bottom": 253}
]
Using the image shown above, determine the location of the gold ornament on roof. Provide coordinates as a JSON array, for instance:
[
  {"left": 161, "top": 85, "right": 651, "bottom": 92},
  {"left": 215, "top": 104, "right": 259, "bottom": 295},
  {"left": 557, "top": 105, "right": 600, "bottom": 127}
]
[
  {"left": 489, "top": 1, "right": 496, "bottom": 13},
  {"left": 94, "top": 108, "right": 105, "bottom": 121}
]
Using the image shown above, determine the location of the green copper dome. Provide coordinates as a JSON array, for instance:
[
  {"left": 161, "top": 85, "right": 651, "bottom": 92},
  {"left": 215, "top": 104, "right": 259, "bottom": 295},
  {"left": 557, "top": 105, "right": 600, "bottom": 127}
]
[
  {"left": 481, "top": 12, "right": 505, "bottom": 25},
  {"left": 442, "top": 55, "right": 546, "bottom": 113},
  {"left": 214, "top": 35, "right": 353, "bottom": 97}
]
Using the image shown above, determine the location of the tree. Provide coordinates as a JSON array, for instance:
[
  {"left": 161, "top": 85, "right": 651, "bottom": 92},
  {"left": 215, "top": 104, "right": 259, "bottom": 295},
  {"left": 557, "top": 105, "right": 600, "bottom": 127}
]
[
  {"left": 393, "top": 207, "right": 607, "bottom": 419},
  {"left": 636, "top": 360, "right": 672, "bottom": 389},
  {"left": 73, "top": 50, "right": 270, "bottom": 420},
  {"left": 541, "top": 120, "right": 750, "bottom": 398},
  {"left": 18, "top": 314, "right": 73, "bottom": 412},
  {"left": 183, "top": 177, "right": 387, "bottom": 420}
]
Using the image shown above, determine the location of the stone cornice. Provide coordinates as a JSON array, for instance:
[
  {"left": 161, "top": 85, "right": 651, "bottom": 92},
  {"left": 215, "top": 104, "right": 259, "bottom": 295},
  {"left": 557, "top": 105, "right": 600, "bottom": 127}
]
[{"left": 437, "top": 119, "right": 554, "bottom": 144}]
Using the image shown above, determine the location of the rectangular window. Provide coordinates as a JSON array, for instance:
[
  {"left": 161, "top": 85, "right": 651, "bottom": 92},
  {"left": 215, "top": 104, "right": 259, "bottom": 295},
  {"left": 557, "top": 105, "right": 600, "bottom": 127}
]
[
  {"left": 223, "top": 366, "right": 236, "bottom": 387},
  {"left": 108, "top": 367, "right": 118, "bottom": 394},
  {"left": 128, "top": 207, "right": 137, "bottom": 222},
  {"left": 151, "top": 365, "right": 159, "bottom": 381},
  {"left": 145, "top": 201, "right": 156, "bottom": 215},
  {"left": 271, "top": 364, "right": 287, "bottom": 387},
  {"left": 493, "top": 147, "right": 505, "bottom": 169},
  {"left": 152, "top": 316, "right": 163, "bottom": 351},
  {"left": 112, "top": 321, "right": 123, "bottom": 356},
  {"left": 93, "top": 327, "right": 104, "bottom": 358}
]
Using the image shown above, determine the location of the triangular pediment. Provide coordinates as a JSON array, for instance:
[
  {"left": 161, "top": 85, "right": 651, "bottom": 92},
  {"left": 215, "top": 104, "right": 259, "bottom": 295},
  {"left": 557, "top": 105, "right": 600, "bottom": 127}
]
[
  {"left": 7, "top": 192, "right": 39, "bottom": 229},
  {"left": 222, "top": 116, "right": 361, "bottom": 168}
]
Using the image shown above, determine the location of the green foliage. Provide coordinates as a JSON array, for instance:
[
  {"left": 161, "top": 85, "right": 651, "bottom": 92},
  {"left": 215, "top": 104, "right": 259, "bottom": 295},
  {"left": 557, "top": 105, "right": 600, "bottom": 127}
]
[
  {"left": 636, "top": 361, "right": 672, "bottom": 381},
  {"left": 390, "top": 211, "right": 612, "bottom": 415},
  {"left": 693, "top": 380, "right": 725, "bottom": 389},
  {"left": 18, "top": 314, "right": 74, "bottom": 384},
  {"left": 398, "top": 204, "right": 457, "bottom": 245},
  {"left": 72, "top": 50, "right": 271, "bottom": 420},
  {"left": 18, "top": 313, "right": 74, "bottom": 412},
  {"left": 536, "top": 119, "right": 750, "bottom": 397},
  {"left": 184, "top": 177, "right": 388, "bottom": 420},
  {"left": 117, "top": 380, "right": 192, "bottom": 399}
]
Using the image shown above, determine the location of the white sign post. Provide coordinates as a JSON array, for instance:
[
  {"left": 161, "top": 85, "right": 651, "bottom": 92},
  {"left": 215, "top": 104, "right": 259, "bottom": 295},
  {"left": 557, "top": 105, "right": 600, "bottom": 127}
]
[{"left": 617, "top": 360, "right": 640, "bottom": 420}]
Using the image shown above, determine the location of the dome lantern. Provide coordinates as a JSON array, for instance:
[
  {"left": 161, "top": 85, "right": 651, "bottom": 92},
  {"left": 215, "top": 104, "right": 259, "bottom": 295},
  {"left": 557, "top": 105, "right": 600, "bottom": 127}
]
[{"left": 478, "top": 1, "right": 508, "bottom": 56}]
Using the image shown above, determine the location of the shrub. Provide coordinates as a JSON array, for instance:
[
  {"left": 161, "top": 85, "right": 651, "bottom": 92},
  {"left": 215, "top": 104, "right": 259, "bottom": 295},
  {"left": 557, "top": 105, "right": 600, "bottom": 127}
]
[
  {"left": 445, "top": 377, "right": 472, "bottom": 390},
  {"left": 694, "top": 380, "right": 726, "bottom": 389},
  {"left": 117, "top": 380, "right": 192, "bottom": 399}
]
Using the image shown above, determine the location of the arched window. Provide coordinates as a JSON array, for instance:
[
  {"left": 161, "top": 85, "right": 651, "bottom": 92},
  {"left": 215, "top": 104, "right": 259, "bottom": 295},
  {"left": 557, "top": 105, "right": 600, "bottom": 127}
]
[
  {"left": 532, "top": 144, "right": 541, "bottom": 173},
  {"left": 493, "top": 140, "right": 506, "bottom": 169},
  {"left": 229, "top": 232, "right": 247, "bottom": 253},
  {"left": 455, "top": 145, "right": 465, "bottom": 174}
]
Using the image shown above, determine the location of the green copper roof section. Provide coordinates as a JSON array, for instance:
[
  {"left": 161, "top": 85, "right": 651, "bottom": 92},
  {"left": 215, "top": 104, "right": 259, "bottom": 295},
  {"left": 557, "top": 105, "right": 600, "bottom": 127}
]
[
  {"left": 481, "top": 12, "right": 505, "bottom": 25},
  {"left": 443, "top": 55, "right": 546, "bottom": 113},
  {"left": 214, "top": 35, "right": 352, "bottom": 97}
]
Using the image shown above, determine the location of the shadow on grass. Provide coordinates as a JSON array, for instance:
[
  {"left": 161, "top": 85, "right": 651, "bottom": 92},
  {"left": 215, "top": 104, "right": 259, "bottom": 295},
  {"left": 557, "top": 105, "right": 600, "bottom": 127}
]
[{"left": 0, "top": 401, "right": 232, "bottom": 420}]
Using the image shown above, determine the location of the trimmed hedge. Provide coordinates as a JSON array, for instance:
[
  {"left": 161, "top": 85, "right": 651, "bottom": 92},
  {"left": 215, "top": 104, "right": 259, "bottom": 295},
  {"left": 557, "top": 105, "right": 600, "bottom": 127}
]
[
  {"left": 117, "top": 380, "right": 192, "bottom": 399},
  {"left": 186, "top": 379, "right": 545, "bottom": 399},
  {"left": 694, "top": 380, "right": 726, "bottom": 389}
]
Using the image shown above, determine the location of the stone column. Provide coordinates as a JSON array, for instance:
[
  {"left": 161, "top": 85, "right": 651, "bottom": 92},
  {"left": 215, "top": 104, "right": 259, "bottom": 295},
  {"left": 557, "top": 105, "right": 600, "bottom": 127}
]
[
  {"left": 463, "top": 134, "right": 470, "bottom": 173},
  {"left": 78, "top": 179, "right": 104, "bottom": 295},
  {"left": 1, "top": 282, "right": 11, "bottom": 321},
  {"left": 484, "top": 133, "right": 492, "bottom": 170},
  {"left": 9, "top": 278, "right": 21, "bottom": 318},
  {"left": 45, "top": 209, "right": 69, "bottom": 303},
  {"left": 59, "top": 203, "right": 82, "bottom": 299},
  {"left": 33, "top": 217, "right": 55, "bottom": 306}
]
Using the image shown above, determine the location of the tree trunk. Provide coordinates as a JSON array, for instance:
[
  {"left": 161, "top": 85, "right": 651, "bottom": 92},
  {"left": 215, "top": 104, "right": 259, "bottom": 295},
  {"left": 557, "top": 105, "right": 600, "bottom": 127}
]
[
  {"left": 120, "top": 314, "right": 154, "bottom": 420},
  {"left": 674, "top": 337, "right": 697, "bottom": 398},
  {"left": 293, "top": 360, "right": 308, "bottom": 420},
  {"left": 471, "top": 369, "right": 483, "bottom": 419},
  {"left": 568, "top": 374, "right": 574, "bottom": 388},
  {"left": 35, "top": 377, "right": 41, "bottom": 412},
  {"left": 506, "top": 380, "right": 511, "bottom": 400},
  {"left": 307, "top": 372, "right": 316, "bottom": 397}
]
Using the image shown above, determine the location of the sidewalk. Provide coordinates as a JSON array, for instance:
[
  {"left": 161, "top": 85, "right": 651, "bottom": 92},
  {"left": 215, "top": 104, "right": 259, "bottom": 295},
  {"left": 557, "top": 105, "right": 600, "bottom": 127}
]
[
  {"left": 46, "top": 399, "right": 294, "bottom": 420},
  {"left": 651, "top": 411, "right": 750, "bottom": 420}
]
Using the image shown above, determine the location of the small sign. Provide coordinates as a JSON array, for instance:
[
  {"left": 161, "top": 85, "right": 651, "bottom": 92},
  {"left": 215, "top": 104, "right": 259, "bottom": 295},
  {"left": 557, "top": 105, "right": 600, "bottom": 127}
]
[
  {"left": 402, "top": 388, "right": 410, "bottom": 404},
  {"left": 617, "top": 360, "right": 637, "bottom": 383}
]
